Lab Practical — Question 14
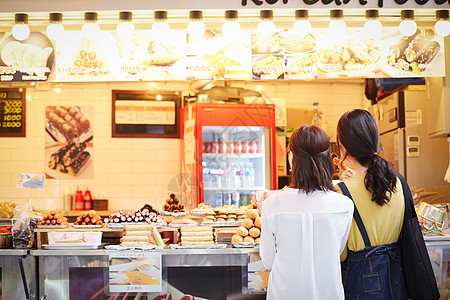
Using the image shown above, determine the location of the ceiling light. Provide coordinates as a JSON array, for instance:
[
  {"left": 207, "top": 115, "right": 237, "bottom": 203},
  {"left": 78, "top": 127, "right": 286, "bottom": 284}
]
[
  {"left": 435, "top": 10, "right": 450, "bottom": 37},
  {"left": 223, "top": 10, "right": 241, "bottom": 36},
  {"left": 329, "top": 10, "right": 346, "bottom": 35},
  {"left": 399, "top": 10, "right": 417, "bottom": 37},
  {"left": 364, "top": 10, "right": 382, "bottom": 38},
  {"left": 82, "top": 12, "right": 100, "bottom": 38},
  {"left": 258, "top": 10, "right": 276, "bottom": 37},
  {"left": 12, "top": 13, "right": 30, "bottom": 41},
  {"left": 152, "top": 11, "right": 170, "bottom": 34},
  {"left": 46, "top": 13, "right": 64, "bottom": 41},
  {"left": 293, "top": 10, "right": 311, "bottom": 37},
  {"left": 117, "top": 11, "right": 135, "bottom": 38},
  {"left": 188, "top": 10, "right": 205, "bottom": 38}
]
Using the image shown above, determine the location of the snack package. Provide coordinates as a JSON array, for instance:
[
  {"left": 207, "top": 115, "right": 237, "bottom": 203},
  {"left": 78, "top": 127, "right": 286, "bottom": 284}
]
[{"left": 12, "top": 200, "right": 36, "bottom": 248}]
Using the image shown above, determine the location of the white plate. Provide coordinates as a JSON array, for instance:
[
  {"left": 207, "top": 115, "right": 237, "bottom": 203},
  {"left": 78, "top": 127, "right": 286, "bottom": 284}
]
[
  {"left": 169, "top": 223, "right": 198, "bottom": 228},
  {"left": 201, "top": 221, "right": 243, "bottom": 227},
  {"left": 169, "top": 244, "right": 227, "bottom": 249},
  {"left": 43, "top": 243, "right": 101, "bottom": 250},
  {"left": 72, "top": 225, "right": 103, "bottom": 229},
  {"left": 232, "top": 242, "right": 260, "bottom": 248},
  {"left": 37, "top": 225, "right": 68, "bottom": 229},
  {"left": 105, "top": 245, "right": 164, "bottom": 251},
  {"left": 44, "top": 145, "right": 93, "bottom": 179}
]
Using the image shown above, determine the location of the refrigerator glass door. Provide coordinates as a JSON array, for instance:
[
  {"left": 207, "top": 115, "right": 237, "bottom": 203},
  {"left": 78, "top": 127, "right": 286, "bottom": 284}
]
[{"left": 202, "top": 125, "right": 269, "bottom": 208}]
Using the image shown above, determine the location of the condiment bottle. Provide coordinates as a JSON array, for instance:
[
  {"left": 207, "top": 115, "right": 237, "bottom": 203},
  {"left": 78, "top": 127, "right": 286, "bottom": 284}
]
[
  {"left": 64, "top": 186, "right": 73, "bottom": 211},
  {"left": 75, "top": 187, "right": 84, "bottom": 211},
  {"left": 84, "top": 187, "right": 92, "bottom": 210}
]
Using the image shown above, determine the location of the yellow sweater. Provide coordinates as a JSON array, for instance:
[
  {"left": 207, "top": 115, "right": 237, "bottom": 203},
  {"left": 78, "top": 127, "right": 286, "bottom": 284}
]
[{"left": 336, "top": 174, "right": 405, "bottom": 261}]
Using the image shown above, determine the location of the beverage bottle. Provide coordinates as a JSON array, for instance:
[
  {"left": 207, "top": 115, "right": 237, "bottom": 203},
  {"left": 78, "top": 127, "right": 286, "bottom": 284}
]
[
  {"left": 84, "top": 187, "right": 92, "bottom": 210},
  {"left": 202, "top": 161, "right": 211, "bottom": 188},
  {"left": 312, "top": 102, "right": 319, "bottom": 125},
  {"left": 215, "top": 191, "right": 223, "bottom": 207},
  {"left": 238, "top": 162, "right": 246, "bottom": 188},
  {"left": 239, "top": 192, "right": 248, "bottom": 206},
  {"left": 230, "top": 163, "right": 240, "bottom": 189},
  {"left": 248, "top": 162, "right": 255, "bottom": 187},
  {"left": 232, "top": 191, "right": 239, "bottom": 206},
  {"left": 223, "top": 162, "right": 232, "bottom": 188},
  {"left": 75, "top": 187, "right": 84, "bottom": 211},
  {"left": 224, "top": 191, "right": 232, "bottom": 206},
  {"left": 209, "top": 160, "right": 221, "bottom": 188}
]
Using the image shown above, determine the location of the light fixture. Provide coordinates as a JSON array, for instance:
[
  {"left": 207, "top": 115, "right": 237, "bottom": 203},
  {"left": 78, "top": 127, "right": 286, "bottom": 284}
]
[
  {"left": 156, "top": 94, "right": 162, "bottom": 101},
  {"left": 293, "top": 10, "right": 311, "bottom": 37},
  {"left": 188, "top": 10, "right": 205, "bottom": 38},
  {"left": 12, "top": 13, "right": 30, "bottom": 41},
  {"left": 222, "top": 10, "right": 241, "bottom": 36},
  {"left": 435, "top": 10, "right": 450, "bottom": 37},
  {"left": 82, "top": 12, "right": 100, "bottom": 38},
  {"left": 117, "top": 11, "right": 135, "bottom": 38},
  {"left": 152, "top": 11, "right": 170, "bottom": 34},
  {"left": 399, "top": 10, "right": 417, "bottom": 37},
  {"left": 364, "top": 10, "right": 382, "bottom": 38},
  {"left": 258, "top": 10, "right": 276, "bottom": 37},
  {"left": 328, "top": 10, "right": 346, "bottom": 35},
  {"left": 46, "top": 13, "right": 64, "bottom": 41}
]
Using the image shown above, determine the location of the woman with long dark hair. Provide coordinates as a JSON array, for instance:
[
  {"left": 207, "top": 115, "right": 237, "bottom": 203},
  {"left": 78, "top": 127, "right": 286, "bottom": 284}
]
[
  {"left": 260, "top": 124, "right": 354, "bottom": 299},
  {"left": 336, "top": 109, "right": 407, "bottom": 299}
]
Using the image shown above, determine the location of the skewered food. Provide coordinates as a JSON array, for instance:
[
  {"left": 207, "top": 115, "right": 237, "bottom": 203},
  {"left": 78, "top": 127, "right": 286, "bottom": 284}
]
[{"left": 104, "top": 208, "right": 164, "bottom": 226}]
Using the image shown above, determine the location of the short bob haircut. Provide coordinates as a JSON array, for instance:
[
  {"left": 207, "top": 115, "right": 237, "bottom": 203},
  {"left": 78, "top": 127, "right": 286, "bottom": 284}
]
[{"left": 288, "top": 124, "right": 335, "bottom": 193}]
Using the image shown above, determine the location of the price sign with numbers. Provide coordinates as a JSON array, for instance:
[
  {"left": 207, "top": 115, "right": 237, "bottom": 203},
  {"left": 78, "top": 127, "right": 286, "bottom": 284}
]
[{"left": 0, "top": 88, "right": 25, "bottom": 137}]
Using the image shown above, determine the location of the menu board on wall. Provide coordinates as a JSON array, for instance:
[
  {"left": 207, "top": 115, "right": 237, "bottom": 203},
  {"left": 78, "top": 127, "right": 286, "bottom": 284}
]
[
  {"left": 0, "top": 88, "right": 25, "bottom": 137},
  {"left": 112, "top": 90, "right": 180, "bottom": 138},
  {"left": 0, "top": 26, "right": 445, "bottom": 81}
]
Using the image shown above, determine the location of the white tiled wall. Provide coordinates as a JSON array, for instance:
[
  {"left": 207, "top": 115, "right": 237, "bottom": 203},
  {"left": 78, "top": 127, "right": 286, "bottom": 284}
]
[{"left": 0, "top": 80, "right": 366, "bottom": 211}]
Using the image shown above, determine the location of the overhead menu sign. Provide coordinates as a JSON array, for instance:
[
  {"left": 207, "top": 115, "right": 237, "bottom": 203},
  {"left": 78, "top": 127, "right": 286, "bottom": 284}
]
[{"left": 0, "top": 26, "right": 446, "bottom": 82}]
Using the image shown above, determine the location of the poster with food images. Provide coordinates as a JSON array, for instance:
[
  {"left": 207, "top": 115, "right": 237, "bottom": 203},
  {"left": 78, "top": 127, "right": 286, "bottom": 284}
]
[
  {"left": 54, "top": 31, "right": 119, "bottom": 81},
  {"left": 185, "top": 29, "right": 251, "bottom": 80},
  {"left": 109, "top": 252, "right": 162, "bottom": 293},
  {"left": 251, "top": 31, "right": 286, "bottom": 80},
  {"left": 116, "top": 30, "right": 186, "bottom": 80},
  {"left": 44, "top": 106, "right": 93, "bottom": 179},
  {"left": 0, "top": 32, "right": 54, "bottom": 81}
]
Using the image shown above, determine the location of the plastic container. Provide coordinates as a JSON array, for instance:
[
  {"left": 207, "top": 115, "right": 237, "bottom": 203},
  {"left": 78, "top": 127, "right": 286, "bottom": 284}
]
[
  {"left": 75, "top": 187, "right": 84, "bottom": 211},
  {"left": 84, "top": 187, "right": 92, "bottom": 210}
]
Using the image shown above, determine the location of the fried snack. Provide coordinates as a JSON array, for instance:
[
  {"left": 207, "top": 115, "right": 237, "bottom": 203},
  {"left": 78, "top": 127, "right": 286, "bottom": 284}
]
[
  {"left": 202, "top": 55, "right": 249, "bottom": 80},
  {"left": 249, "top": 227, "right": 261, "bottom": 238},
  {"left": 285, "top": 33, "right": 316, "bottom": 53},
  {"left": 254, "top": 217, "right": 261, "bottom": 229},
  {"left": 73, "top": 210, "right": 103, "bottom": 226},
  {"left": 232, "top": 234, "right": 244, "bottom": 244},
  {"left": 0, "top": 202, "right": 18, "bottom": 218},
  {"left": 247, "top": 209, "right": 260, "bottom": 220},
  {"left": 38, "top": 209, "right": 69, "bottom": 226},
  {"left": 66, "top": 151, "right": 90, "bottom": 176},
  {"left": 242, "top": 218, "right": 254, "bottom": 230},
  {"left": 244, "top": 236, "right": 255, "bottom": 243},
  {"left": 285, "top": 54, "right": 317, "bottom": 76},
  {"left": 255, "top": 237, "right": 260, "bottom": 243},
  {"left": 236, "top": 226, "right": 249, "bottom": 237}
]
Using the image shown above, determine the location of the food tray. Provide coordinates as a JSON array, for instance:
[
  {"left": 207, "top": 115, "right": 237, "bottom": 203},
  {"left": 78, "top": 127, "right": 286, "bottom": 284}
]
[
  {"left": 232, "top": 242, "right": 260, "bottom": 248},
  {"left": 424, "top": 235, "right": 450, "bottom": 242},
  {"left": 158, "top": 210, "right": 187, "bottom": 217},
  {"left": 201, "top": 221, "right": 242, "bottom": 227},
  {"left": 106, "top": 222, "right": 165, "bottom": 229},
  {"left": 190, "top": 209, "right": 213, "bottom": 216},
  {"left": 168, "top": 223, "right": 198, "bottom": 228},
  {"left": 37, "top": 225, "right": 68, "bottom": 229},
  {"left": 105, "top": 245, "right": 164, "bottom": 251},
  {"left": 168, "top": 244, "right": 227, "bottom": 250},
  {"left": 43, "top": 243, "right": 101, "bottom": 250},
  {"left": 72, "top": 225, "right": 103, "bottom": 229}
]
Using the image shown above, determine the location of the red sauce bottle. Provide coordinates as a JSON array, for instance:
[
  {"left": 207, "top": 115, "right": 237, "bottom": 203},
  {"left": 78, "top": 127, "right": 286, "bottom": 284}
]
[
  {"left": 84, "top": 187, "right": 92, "bottom": 210},
  {"left": 75, "top": 187, "right": 84, "bottom": 211}
]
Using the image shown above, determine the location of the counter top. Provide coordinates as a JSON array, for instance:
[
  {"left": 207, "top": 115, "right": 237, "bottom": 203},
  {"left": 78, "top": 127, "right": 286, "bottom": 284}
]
[{"left": 0, "top": 249, "right": 28, "bottom": 256}]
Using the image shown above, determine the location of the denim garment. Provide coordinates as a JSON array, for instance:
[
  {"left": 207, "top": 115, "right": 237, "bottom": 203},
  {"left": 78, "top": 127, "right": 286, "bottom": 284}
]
[{"left": 338, "top": 182, "right": 408, "bottom": 300}]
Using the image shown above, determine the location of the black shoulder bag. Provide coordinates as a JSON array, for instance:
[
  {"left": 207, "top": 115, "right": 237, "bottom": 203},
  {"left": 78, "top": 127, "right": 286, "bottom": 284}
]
[{"left": 398, "top": 173, "right": 440, "bottom": 300}]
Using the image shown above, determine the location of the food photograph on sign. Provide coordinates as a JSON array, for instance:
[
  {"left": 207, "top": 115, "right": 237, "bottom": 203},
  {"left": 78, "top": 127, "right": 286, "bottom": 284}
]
[
  {"left": 117, "top": 30, "right": 186, "bottom": 80},
  {"left": 0, "top": 32, "right": 54, "bottom": 81},
  {"left": 383, "top": 28, "right": 445, "bottom": 77},
  {"left": 109, "top": 256, "right": 162, "bottom": 293},
  {"left": 185, "top": 29, "right": 251, "bottom": 80},
  {"left": 44, "top": 106, "right": 93, "bottom": 179}
]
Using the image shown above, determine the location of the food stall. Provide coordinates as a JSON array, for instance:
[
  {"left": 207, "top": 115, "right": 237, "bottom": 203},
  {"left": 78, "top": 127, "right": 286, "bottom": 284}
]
[{"left": 0, "top": 0, "right": 449, "bottom": 299}]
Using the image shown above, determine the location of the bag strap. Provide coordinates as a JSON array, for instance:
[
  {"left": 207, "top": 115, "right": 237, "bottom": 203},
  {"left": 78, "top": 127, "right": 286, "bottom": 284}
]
[
  {"left": 338, "top": 182, "right": 372, "bottom": 248},
  {"left": 397, "top": 173, "right": 416, "bottom": 221}
]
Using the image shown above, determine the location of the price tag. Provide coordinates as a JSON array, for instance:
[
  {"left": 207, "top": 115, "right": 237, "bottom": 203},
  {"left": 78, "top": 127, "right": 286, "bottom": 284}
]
[
  {"left": 0, "top": 89, "right": 25, "bottom": 137},
  {"left": 109, "top": 251, "right": 162, "bottom": 293}
]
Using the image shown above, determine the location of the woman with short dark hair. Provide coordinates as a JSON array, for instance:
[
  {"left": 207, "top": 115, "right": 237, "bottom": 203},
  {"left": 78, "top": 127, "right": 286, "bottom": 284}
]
[
  {"left": 335, "top": 109, "right": 408, "bottom": 299},
  {"left": 260, "top": 124, "right": 354, "bottom": 299}
]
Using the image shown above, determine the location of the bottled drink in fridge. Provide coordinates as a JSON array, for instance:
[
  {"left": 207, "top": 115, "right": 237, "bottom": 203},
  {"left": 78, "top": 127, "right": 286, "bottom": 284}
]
[
  {"left": 248, "top": 162, "right": 255, "bottom": 187},
  {"left": 209, "top": 160, "right": 222, "bottom": 188},
  {"left": 238, "top": 162, "right": 246, "bottom": 188},
  {"left": 202, "top": 161, "right": 211, "bottom": 187},
  {"left": 232, "top": 191, "right": 239, "bottom": 206},
  {"left": 215, "top": 191, "right": 223, "bottom": 207},
  {"left": 224, "top": 192, "right": 232, "bottom": 206},
  {"left": 239, "top": 192, "right": 248, "bottom": 206}
]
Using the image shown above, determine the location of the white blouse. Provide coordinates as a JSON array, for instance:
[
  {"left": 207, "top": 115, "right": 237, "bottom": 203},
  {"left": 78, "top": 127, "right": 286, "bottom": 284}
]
[{"left": 260, "top": 188, "right": 354, "bottom": 300}]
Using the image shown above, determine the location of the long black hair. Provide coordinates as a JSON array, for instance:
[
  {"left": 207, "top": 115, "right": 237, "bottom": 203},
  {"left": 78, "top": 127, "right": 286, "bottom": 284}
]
[
  {"left": 337, "top": 109, "right": 397, "bottom": 206},
  {"left": 288, "top": 124, "right": 335, "bottom": 194}
]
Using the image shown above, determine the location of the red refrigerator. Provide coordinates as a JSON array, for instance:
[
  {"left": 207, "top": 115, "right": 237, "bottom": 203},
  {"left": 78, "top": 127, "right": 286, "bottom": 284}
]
[{"left": 180, "top": 103, "right": 277, "bottom": 210}]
